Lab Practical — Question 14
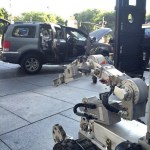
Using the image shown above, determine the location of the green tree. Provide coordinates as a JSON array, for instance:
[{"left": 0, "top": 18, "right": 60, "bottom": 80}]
[
  {"left": 0, "top": 8, "right": 8, "bottom": 19},
  {"left": 75, "top": 9, "right": 100, "bottom": 23},
  {"left": 93, "top": 10, "right": 115, "bottom": 32},
  {"left": 14, "top": 11, "right": 65, "bottom": 24},
  {"left": 56, "top": 16, "right": 65, "bottom": 25},
  {"left": 102, "top": 11, "right": 115, "bottom": 32},
  {"left": 74, "top": 9, "right": 115, "bottom": 33},
  {"left": 146, "top": 13, "right": 150, "bottom": 23},
  {"left": 74, "top": 9, "right": 101, "bottom": 33},
  {"left": 13, "top": 16, "right": 23, "bottom": 21},
  {"left": 0, "top": 8, "right": 9, "bottom": 35},
  {"left": 21, "top": 12, "right": 55, "bottom": 22}
]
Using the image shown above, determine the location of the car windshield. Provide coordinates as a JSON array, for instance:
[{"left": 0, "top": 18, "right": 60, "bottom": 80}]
[
  {"left": 70, "top": 31, "right": 86, "bottom": 41},
  {"left": 66, "top": 28, "right": 87, "bottom": 41}
]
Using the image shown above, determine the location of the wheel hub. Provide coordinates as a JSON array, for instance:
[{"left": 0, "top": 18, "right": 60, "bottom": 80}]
[{"left": 25, "top": 58, "right": 39, "bottom": 71}]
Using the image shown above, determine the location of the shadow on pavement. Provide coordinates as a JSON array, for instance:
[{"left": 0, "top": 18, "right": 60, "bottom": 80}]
[{"left": 0, "top": 63, "right": 65, "bottom": 79}]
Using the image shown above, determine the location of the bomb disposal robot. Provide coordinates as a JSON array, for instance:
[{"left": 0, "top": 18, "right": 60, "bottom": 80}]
[{"left": 52, "top": 55, "right": 150, "bottom": 150}]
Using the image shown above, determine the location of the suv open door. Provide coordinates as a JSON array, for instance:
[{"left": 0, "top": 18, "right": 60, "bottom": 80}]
[{"left": 0, "top": 18, "right": 10, "bottom": 50}]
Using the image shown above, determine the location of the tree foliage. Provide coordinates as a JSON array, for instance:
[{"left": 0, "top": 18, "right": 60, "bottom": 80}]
[
  {"left": 74, "top": 9, "right": 115, "bottom": 33},
  {"left": 0, "top": 8, "right": 8, "bottom": 19},
  {"left": 74, "top": 9, "right": 100, "bottom": 23},
  {"left": 102, "top": 11, "right": 115, "bottom": 31},
  {"left": 146, "top": 13, "right": 150, "bottom": 23},
  {"left": 0, "top": 8, "right": 9, "bottom": 35},
  {"left": 14, "top": 11, "right": 65, "bottom": 24}
]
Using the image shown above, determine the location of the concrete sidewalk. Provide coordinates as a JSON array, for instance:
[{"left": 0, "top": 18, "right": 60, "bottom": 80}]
[
  {"left": 0, "top": 62, "right": 107, "bottom": 150},
  {"left": 0, "top": 61, "right": 149, "bottom": 150}
]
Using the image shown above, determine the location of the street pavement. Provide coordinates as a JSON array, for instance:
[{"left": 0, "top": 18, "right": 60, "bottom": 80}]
[
  {"left": 0, "top": 61, "right": 149, "bottom": 150},
  {"left": 0, "top": 61, "right": 105, "bottom": 150}
]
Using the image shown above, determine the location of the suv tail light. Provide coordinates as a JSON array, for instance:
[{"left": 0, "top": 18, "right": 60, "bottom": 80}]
[{"left": 2, "top": 40, "right": 11, "bottom": 52}]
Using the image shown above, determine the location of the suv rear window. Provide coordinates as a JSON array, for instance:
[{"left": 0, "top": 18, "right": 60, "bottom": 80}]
[{"left": 12, "top": 26, "right": 36, "bottom": 38}]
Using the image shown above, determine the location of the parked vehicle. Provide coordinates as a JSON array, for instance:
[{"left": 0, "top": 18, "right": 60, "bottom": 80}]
[
  {"left": 88, "top": 28, "right": 113, "bottom": 55},
  {"left": 0, "top": 19, "right": 112, "bottom": 74}
]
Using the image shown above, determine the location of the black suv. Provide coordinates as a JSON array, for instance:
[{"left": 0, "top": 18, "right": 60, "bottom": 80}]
[{"left": 0, "top": 19, "right": 112, "bottom": 74}]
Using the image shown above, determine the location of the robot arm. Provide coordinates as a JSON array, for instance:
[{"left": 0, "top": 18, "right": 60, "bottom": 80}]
[
  {"left": 53, "top": 54, "right": 148, "bottom": 121},
  {"left": 53, "top": 55, "right": 111, "bottom": 86}
]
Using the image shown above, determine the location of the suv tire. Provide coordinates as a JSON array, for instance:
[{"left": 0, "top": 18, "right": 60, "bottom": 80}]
[{"left": 21, "top": 54, "right": 42, "bottom": 74}]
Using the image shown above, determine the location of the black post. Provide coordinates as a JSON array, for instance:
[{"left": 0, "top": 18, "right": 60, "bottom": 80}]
[{"left": 114, "top": 0, "right": 146, "bottom": 77}]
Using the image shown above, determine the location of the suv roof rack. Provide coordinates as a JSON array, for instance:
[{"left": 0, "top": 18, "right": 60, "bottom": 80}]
[{"left": 14, "top": 21, "right": 42, "bottom": 24}]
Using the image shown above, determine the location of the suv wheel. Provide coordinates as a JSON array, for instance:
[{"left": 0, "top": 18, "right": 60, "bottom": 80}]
[{"left": 21, "top": 55, "right": 42, "bottom": 74}]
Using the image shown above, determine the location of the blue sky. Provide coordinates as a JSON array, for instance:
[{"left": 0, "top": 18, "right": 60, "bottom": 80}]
[{"left": 0, "top": 0, "right": 149, "bottom": 19}]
